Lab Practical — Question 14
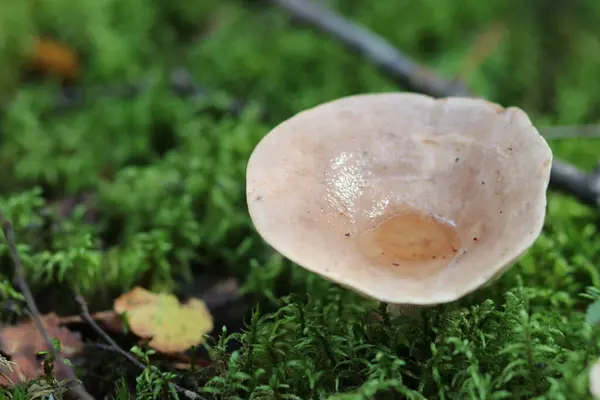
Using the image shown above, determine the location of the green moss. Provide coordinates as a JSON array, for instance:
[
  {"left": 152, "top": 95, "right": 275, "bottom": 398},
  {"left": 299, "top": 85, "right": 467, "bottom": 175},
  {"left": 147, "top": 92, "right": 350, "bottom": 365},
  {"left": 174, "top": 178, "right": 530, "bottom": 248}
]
[
  {"left": 199, "top": 287, "right": 598, "bottom": 399},
  {"left": 1, "top": 0, "right": 600, "bottom": 398}
]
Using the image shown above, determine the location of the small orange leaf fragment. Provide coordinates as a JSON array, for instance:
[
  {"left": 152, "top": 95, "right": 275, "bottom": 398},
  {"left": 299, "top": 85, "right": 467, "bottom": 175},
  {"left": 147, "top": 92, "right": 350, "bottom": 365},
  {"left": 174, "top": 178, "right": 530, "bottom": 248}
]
[
  {"left": 113, "top": 287, "right": 214, "bottom": 354},
  {"left": 30, "top": 36, "right": 79, "bottom": 80},
  {"left": 458, "top": 21, "right": 506, "bottom": 81}
]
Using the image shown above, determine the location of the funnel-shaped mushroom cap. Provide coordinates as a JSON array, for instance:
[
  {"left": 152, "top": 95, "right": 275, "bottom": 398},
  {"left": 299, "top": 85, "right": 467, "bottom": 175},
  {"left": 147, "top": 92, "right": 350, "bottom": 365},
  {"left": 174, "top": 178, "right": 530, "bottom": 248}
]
[
  {"left": 591, "top": 359, "right": 600, "bottom": 399},
  {"left": 246, "top": 93, "right": 552, "bottom": 305}
]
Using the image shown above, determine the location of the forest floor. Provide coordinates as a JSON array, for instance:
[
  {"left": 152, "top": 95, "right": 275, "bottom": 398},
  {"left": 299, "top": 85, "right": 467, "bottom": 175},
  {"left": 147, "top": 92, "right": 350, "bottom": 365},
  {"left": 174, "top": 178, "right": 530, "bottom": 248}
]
[{"left": 1, "top": 0, "right": 600, "bottom": 399}]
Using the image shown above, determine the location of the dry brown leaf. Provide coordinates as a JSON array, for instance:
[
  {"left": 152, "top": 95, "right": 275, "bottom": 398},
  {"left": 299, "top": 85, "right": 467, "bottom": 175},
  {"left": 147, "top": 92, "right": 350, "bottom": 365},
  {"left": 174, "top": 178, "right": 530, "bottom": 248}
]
[
  {"left": 0, "top": 313, "right": 83, "bottom": 385},
  {"left": 58, "top": 309, "right": 124, "bottom": 333},
  {"left": 113, "top": 287, "right": 214, "bottom": 354},
  {"left": 30, "top": 36, "right": 79, "bottom": 80}
]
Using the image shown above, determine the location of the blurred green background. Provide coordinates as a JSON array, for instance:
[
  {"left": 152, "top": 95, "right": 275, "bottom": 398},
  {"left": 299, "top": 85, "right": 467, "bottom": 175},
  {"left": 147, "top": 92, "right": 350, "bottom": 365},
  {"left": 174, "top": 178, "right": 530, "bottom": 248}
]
[{"left": 1, "top": 0, "right": 600, "bottom": 398}]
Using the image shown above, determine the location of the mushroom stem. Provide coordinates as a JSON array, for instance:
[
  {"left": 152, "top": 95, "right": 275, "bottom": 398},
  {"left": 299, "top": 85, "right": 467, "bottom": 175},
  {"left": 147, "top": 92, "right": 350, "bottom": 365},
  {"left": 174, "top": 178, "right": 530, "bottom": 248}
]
[{"left": 386, "top": 303, "right": 426, "bottom": 320}]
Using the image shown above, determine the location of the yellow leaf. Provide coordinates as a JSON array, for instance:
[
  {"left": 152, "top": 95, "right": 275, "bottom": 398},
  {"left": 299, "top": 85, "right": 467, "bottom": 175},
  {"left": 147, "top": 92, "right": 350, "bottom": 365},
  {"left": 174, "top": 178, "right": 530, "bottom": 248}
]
[{"left": 114, "top": 287, "right": 214, "bottom": 354}]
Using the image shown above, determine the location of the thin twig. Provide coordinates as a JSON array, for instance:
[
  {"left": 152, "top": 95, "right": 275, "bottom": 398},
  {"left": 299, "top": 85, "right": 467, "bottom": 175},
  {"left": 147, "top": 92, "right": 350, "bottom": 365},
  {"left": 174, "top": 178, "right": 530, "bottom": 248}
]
[
  {"left": 86, "top": 342, "right": 121, "bottom": 353},
  {"left": 0, "top": 213, "right": 95, "bottom": 400},
  {"left": 539, "top": 124, "right": 600, "bottom": 140},
  {"left": 269, "top": 0, "right": 600, "bottom": 207},
  {"left": 74, "top": 295, "right": 145, "bottom": 371},
  {"left": 49, "top": 67, "right": 252, "bottom": 117},
  {"left": 75, "top": 295, "right": 207, "bottom": 400}
]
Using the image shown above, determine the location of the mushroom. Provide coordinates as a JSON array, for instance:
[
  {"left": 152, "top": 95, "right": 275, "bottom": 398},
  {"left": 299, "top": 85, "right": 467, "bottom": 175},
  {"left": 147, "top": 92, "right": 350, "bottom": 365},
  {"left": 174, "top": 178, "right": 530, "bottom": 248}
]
[
  {"left": 591, "top": 359, "right": 600, "bottom": 399},
  {"left": 246, "top": 92, "right": 552, "bottom": 312}
]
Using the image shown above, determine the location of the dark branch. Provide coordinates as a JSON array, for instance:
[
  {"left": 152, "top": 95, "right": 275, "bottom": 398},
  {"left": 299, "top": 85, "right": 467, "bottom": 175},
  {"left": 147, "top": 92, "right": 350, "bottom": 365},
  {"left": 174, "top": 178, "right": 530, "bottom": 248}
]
[
  {"left": 75, "top": 295, "right": 146, "bottom": 371},
  {"left": 270, "top": 0, "right": 600, "bottom": 207},
  {"left": 0, "top": 213, "right": 95, "bottom": 400},
  {"left": 270, "top": 0, "right": 470, "bottom": 97},
  {"left": 49, "top": 67, "right": 252, "bottom": 117},
  {"left": 550, "top": 160, "right": 600, "bottom": 207}
]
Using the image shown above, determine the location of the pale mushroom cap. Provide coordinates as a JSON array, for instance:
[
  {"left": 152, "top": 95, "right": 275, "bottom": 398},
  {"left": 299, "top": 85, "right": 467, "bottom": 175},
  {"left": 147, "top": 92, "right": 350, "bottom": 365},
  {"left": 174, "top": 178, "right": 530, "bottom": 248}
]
[
  {"left": 591, "top": 359, "right": 600, "bottom": 399},
  {"left": 246, "top": 92, "right": 552, "bottom": 305}
]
